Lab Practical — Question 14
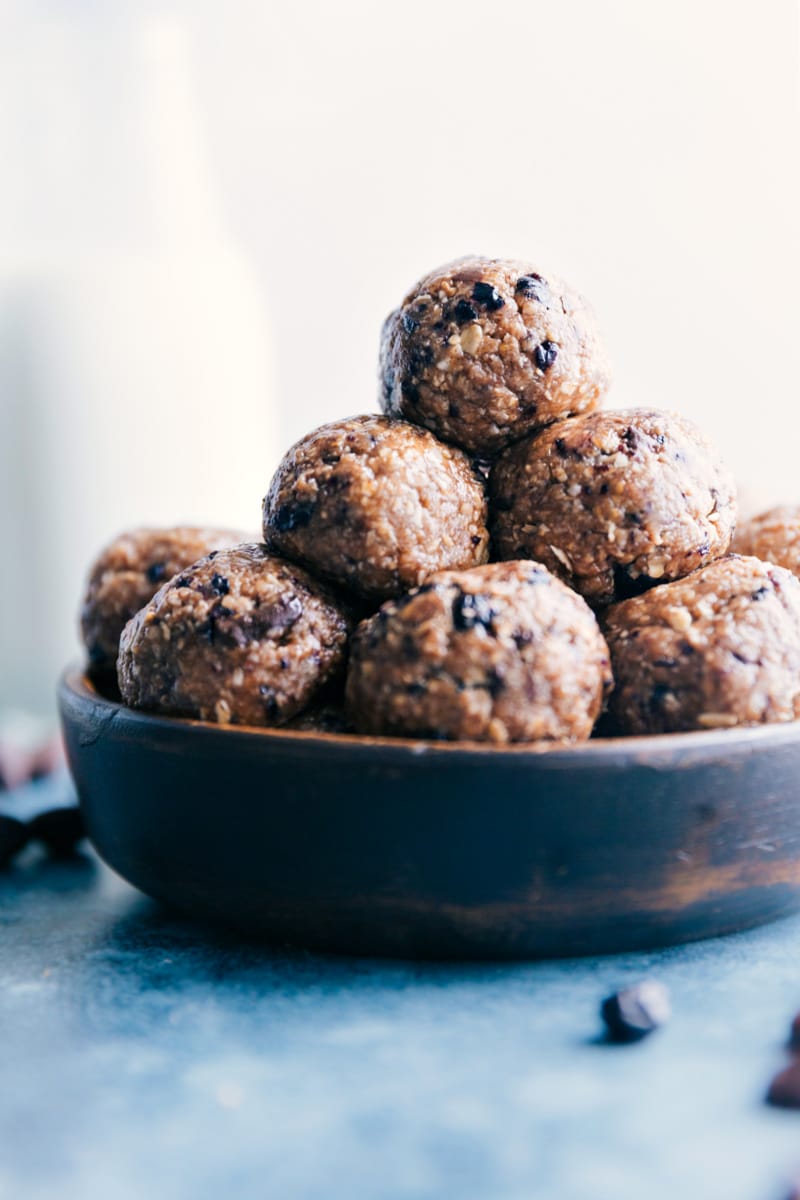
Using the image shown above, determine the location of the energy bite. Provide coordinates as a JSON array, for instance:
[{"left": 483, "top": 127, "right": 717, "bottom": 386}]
[
  {"left": 118, "top": 544, "right": 351, "bottom": 727},
  {"left": 345, "top": 561, "right": 612, "bottom": 744},
  {"left": 379, "top": 255, "right": 611, "bottom": 455},
  {"left": 733, "top": 506, "right": 800, "bottom": 577},
  {"left": 81, "top": 526, "right": 245, "bottom": 672},
  {"left": 604, "top": 556, "right": 800, "bottom": 735},
  {"left": 263, "top": 415, "right": 489, "bottom": 603},
  {"left": 490, "top": 409, "right": 736, "bottom": 608}
]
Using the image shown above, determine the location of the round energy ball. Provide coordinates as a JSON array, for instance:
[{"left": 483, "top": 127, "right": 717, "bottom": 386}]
[
  {"left": 263, "top": 415, "right": 489, "bottom": 603},
  {"left": 379, "top": 255, "right": 611, "bottom": 455},
  {"left": 733, "top": 506, "right": 800, "bottom": 577},
  {"left": 604, "top": 556, "right": 800, "bottom": 735},
  {"left": 80, "top": 526, "right": 246, "bottom": 672},
  {"left": 490, "top": 409, "right": 736, "bottom": 608},
  {"left": 345, "top": 561, "right": 612, "bottom": 744},
  {"left": 117, "top": 544, "right": 351, "bottom": 727}
]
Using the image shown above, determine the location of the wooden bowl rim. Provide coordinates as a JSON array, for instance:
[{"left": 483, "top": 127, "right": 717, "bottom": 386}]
[{"left": 60, "top": 666, "right": 800, "bottom": 769}]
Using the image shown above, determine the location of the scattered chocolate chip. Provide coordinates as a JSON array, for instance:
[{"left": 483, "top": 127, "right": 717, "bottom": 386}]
[
  {"left": 273, "top": 500, "right": 315, "bottom": 533},
  {"left": 534, "top": 340, "right": 558, "bottom": 371},
  {"left": 515, "top": 274, "right": 550, "bottom": 303},
  {"left": 453, "top": 298, "right": 478, "bottom": 324},
  {"left": 210, "top": 573, "right": 229, "bottom": 596},
  {"left": 768, "top": 1060, "right": 800, "bottom": 1108},
  {"left": 788, "top": 1011, "right": 800, "bottom": 1051},
  {"left": 146, "top": 561, "right": 167, "bottom": 584},
  {"left": 471, "top": 281, "right": 504, "bottom": 311},
  {"left": 601, "top": 980, "right": 671, "bottom": 1043},
  {"left": 0, "top": 814, "right": 28, "bottom": 865},
  {"left": 452, "top": 592, "right": 495, "bottom": 632},
  {"left": 28, "top": 807, "right": 85, "bottom": 857}
]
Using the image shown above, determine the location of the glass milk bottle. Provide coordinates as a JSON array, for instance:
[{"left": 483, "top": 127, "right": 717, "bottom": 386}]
[{"left": 0, "top": 15, "right": 277, "bottom": 718}]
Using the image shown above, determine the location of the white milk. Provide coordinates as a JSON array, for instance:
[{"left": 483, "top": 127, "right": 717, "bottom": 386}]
[{"left": 0, "top": 16, "right": 276, "bottom": 717}]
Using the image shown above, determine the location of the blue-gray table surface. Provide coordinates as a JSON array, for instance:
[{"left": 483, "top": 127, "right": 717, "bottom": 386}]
[{"left": 3, "top": 777, "right": 800, "bottom": 1200}]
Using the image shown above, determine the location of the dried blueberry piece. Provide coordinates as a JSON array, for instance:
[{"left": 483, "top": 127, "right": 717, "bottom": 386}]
[
  {"left": 515, "top": 274, "right": 550, "bottom": 304},
  {"left": 146, "top": 561, "right": 167, "bottom": 584},
  {"left": 601, "top": 980, "right": 671, "bottom": 1043},
  {"left": 452, "top": 592, "right": 495, "bottom": 632},
  {"left": 453, "top": 298, "right": 478, "bottom": 324},
  {"left": 273, "top": 499, "right": 315, "bottom": 533},
  {"left": 0, "top": 814, "right": 27, "bottom": 865},
  {"left": 210, "top": 573, "right": 229, "bottom": 596},
  {"left": 471, "top": 281, "right": 504, "bottom": 311},
  {"left": 767, "top": 1060, "right": 800, "bottom": 1108},
  {"left": 534, "top": 340, "right": 558, "bottom": 371}
]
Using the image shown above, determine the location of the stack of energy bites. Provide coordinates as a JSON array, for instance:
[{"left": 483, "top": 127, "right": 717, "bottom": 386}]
[{"left": 81, "top": 255, "right": 800, "bottom": 743}]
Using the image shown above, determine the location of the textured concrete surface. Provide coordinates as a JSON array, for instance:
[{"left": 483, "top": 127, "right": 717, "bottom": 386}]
[{"left": 3, "top": 811, "right": 800, "bottom": 1199}]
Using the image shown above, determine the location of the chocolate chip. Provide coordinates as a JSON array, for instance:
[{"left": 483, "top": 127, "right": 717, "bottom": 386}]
[
  {"left": 452, "top": 592, "right": 495, "bottom": 632},
  {"left": 487, "top": 668, "right": 505, "bottom": 698},
  {"left": 601, "top": 980, "right": 671, "bottom": 1043},
  {"left": 649, "top": 684, "right": 673, "bottom": 714},
  {"left": 0, "top": 815, "right": 27, "bottom": 865},
  {"left": 401, "top": 381, "right": 420, "bottom": 406},
  {"left": 28, "top": 807, "right": 84, "bottom": 857},
  {"left": 471, "top": 281, "right": 504, "bottom": 311},
  {"left": 534, "top": 340, "right": 558, "bottom": 370},
  {"left": 146, "top": 561, "right": 167, "bottom": 584},
  {"left": 554, "top": 437, "right": 569, "bottom": 458},
  {"left": 767, "top": 1060, "right": 800, "bottom": 1108},
  {"left": 621, "top": 426, "right": 641, "bottom": 454},
  {"left": 402, "top": 311, "right": 419, "bottom": 334},
  {"left": 453, "top": 298, "right": 478, "bottom": 324},
  {"left": 786, "top": 1013, "right": 800, "bottom": 1055},
  {"left": 751, "top": 586, "right": 771, "bottom": 601},
  {"left": 273, "top": 500, "right": 315, "bottom": 533},
  {"left": 448, "top": 402, "right": 460, "bottom": 418},
  {"left": 599, "top": 482, "right": 610, "bottom": 495},
  {"left": 515, "top": 274, "right": 550, "bottom": 303},
  {"left": 405, "top": 682, "right": 426, "bottom": 696},
  {"left": 210, "top": 573, "right": 229, "bottom": 596},
  {"left": 626, "top": 511, "right": 642, "bottom": 525},
  {"left": 174, "top": 575, "right": 193, "bottom": 589}
]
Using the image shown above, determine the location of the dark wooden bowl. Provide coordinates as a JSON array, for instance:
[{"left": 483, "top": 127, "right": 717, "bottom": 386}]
[{"left": 59, "top": 667, "right": 800, "bottom": 960}]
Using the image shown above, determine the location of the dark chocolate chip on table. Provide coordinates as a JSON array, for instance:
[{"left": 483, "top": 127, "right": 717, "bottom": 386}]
[
  {"left": 0, "top": 814, "right": 28, "bottom": 865},
  {"left": 601, "top": 980, "right": 671, "bottom": 1042},
  {"left": 28, "top": 807, "right": 85, "bottom": 857},
  {"left": 790, "top": 1010, "right": 800, "bottom": 1051},
  {"left": 767, "top": 1060, "right": 800, "bottom": 1109}
]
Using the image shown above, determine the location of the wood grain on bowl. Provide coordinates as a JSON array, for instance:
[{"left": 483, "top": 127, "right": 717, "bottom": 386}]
[{"left": 59, "top": 668, "right": 800, "bottom": 960}]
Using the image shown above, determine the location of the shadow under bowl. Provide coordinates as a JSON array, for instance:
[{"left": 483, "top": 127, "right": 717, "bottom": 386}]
[{"left": 59, "top": 667, "right": 800, "bottom": 960}]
